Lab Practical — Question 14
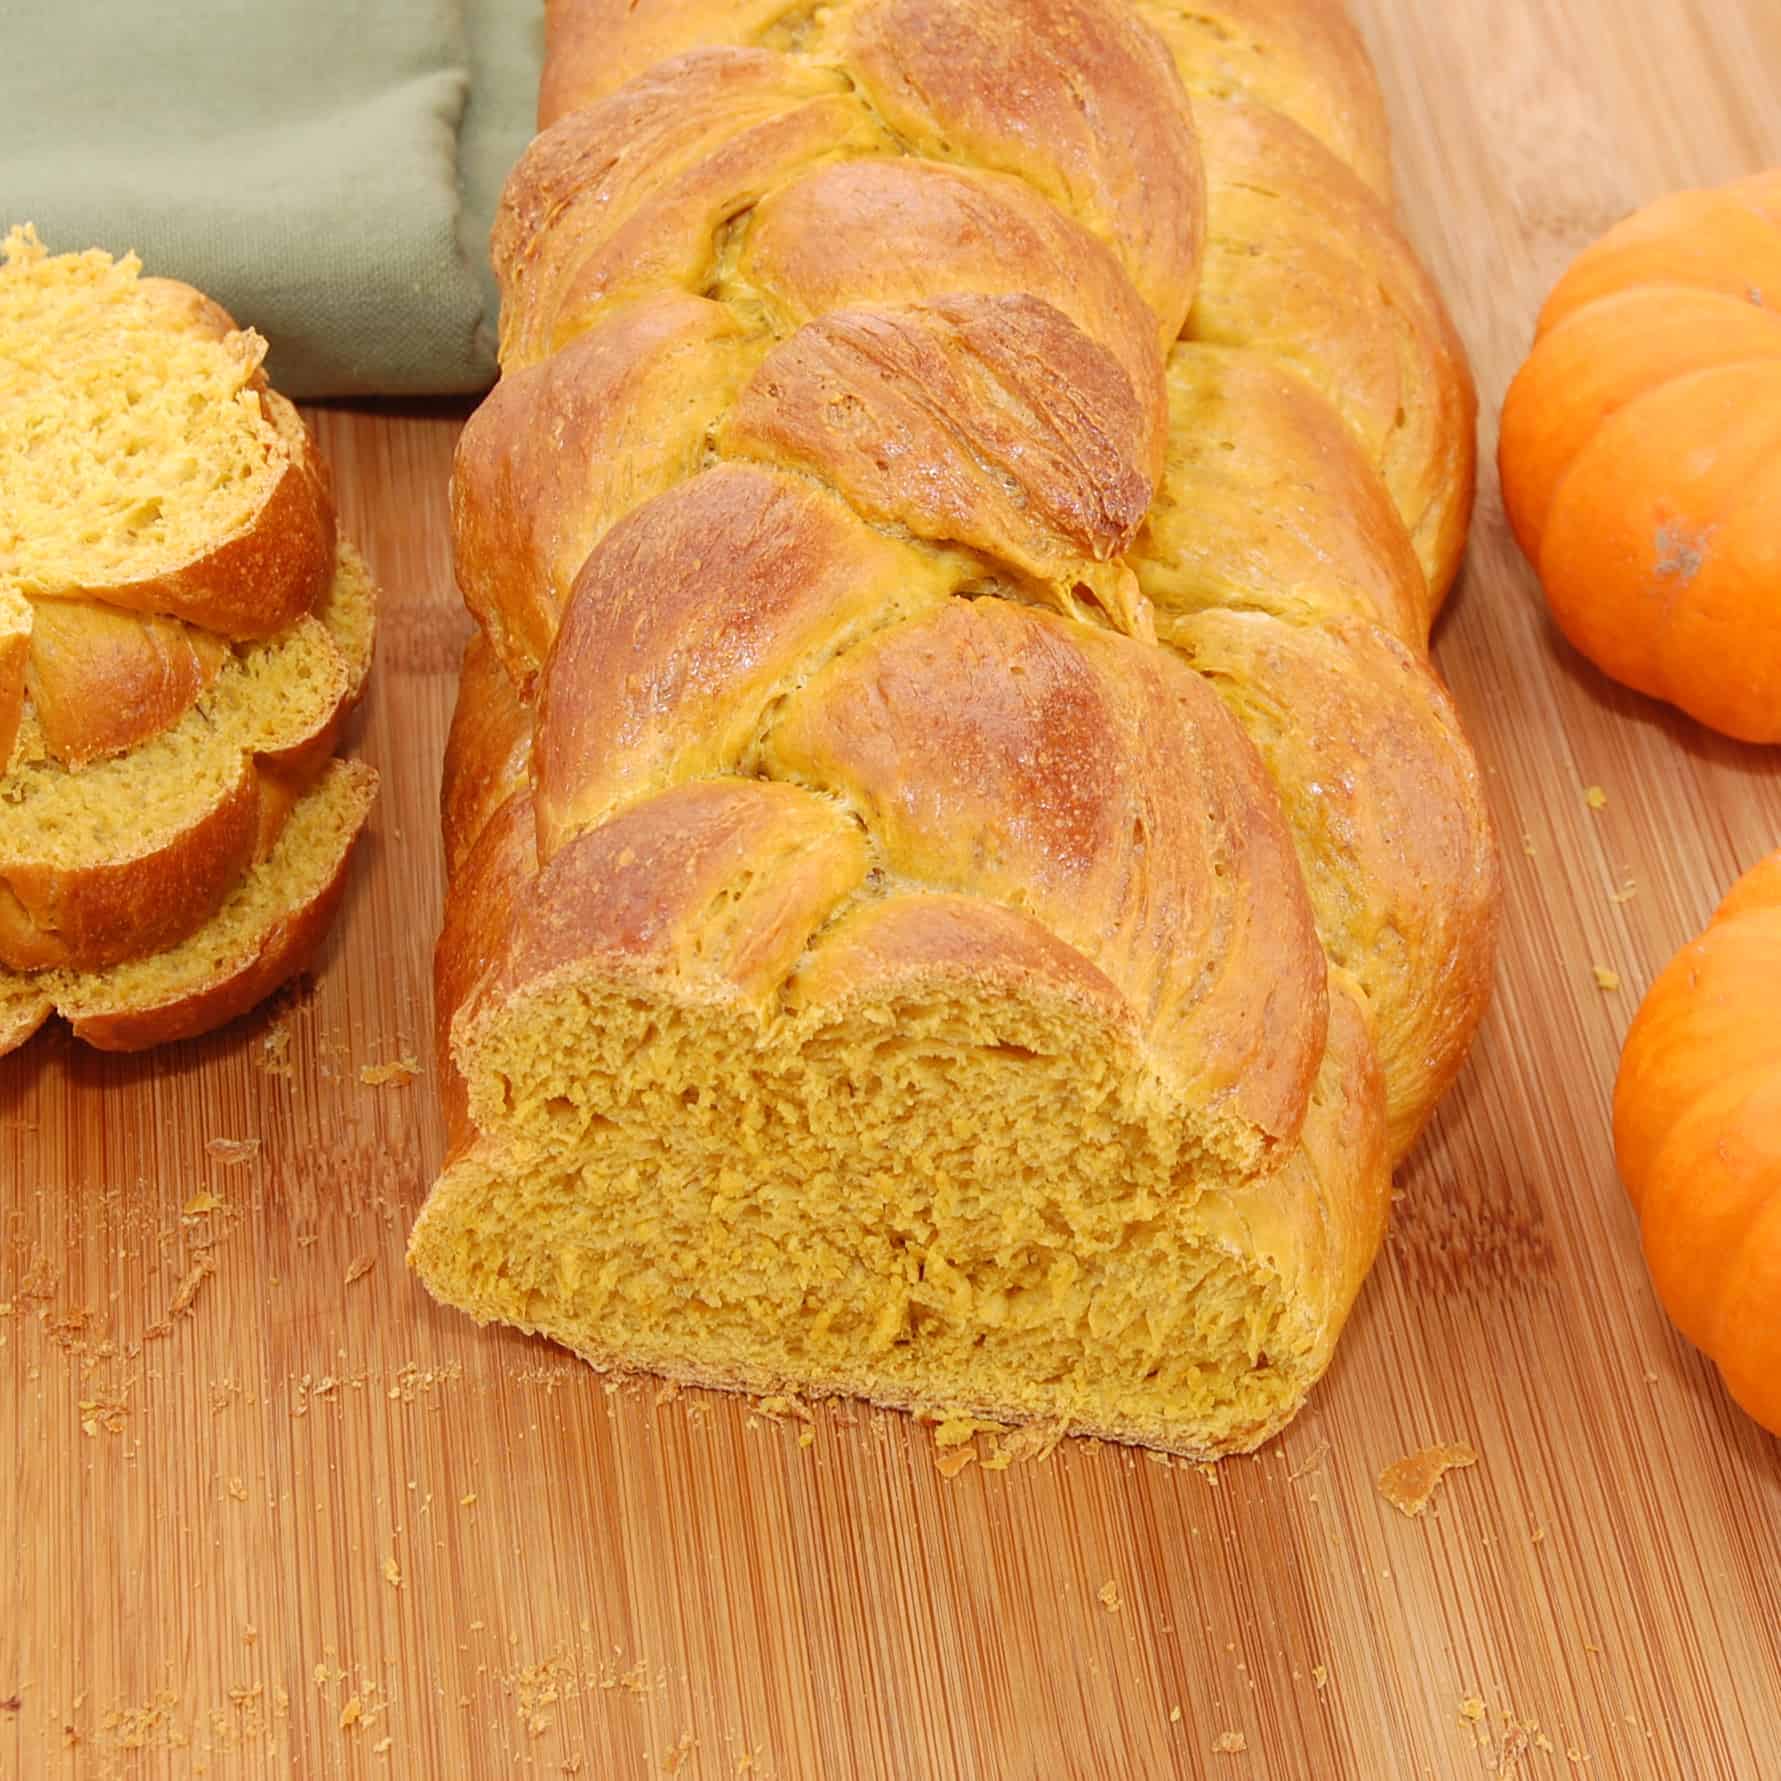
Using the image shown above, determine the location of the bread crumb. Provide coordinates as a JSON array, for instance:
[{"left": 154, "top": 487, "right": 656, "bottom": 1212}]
[
  {"left": 1458, "top": 1695, "right": 1498, "bottom": 1754},
  {"left": 1378, "top": 1441, "right": 1478, "bottom": 1517},
  {"left": 101, "top": 1690, "right": 179, "bottom": 1750},
  {"left": 1583, "top": 785, "right": 1607, "bottom": 810},
  {"left": 258, "top": 1020, "right": 294, "bottom": 1077},
  {"left": 983, "top": 1417, "right": 1069, "bottom": 1471},
  {"left": 204, "top": 1136, "right": 261, "bottom": 1165},
  {"left": 344, "top": 1255, "right": 376, "bottom": 1286},
  {"left": 1169, "top": 1705, "right": 1182, "bottom": 1723},
  {"left": 1592, "top": 965, "right": 1621, "bottom": 992},
  {"left": 1097, "top": 1580, "right": 1122, "bottom": 1613},
  {"left": 756, "top": 1393, "right": 813, "bottom": 1424},
  {"left": 226, "top": 1477, "right": 248, "bottom": 1503},
  {"left": 934, "top": 1445, "right": 976, "bottom": 1479},
  {"left": 1286, "top": 1441, "right": 1330, "bottom": 1481},
  {"left": 1312, "top": 1664, "right": 1329, "bottom": 1691},
  {"left": 662, "top": 1730, "right": 697, "bottom": 1774},
  {"left": 383, "top": 1555, "right": 402, "bottom": 1588},
  {"left": 797, "top": 1427, "right": 816, "bottom": 1449},
  {"left": 359, "top": 1055, "right": 420, "bottom": 1087},
  {"left": 460, "top": 1492, "right": 478, "bottom": 1507},
  {"left": 1212, "top": 1730, "right": 1247, "bottom": 1754},
  {"left": 168, "top": 1252, "right": 217, "bottom": 1319},
  {"left": 183, "top": 1190, "right": 226, "bottom": 1215},
  {"left": 1609, "top": 878, "right": 1637, "bottom": 904},
  {"left": 930, "top": 1413, "right": 998, "bottom": 1447},
  {"left": 373, "top": 1736, "right": 393, "bottom": 1755},
  {"left": 339, "top": 1696, "right": 363, "bottom": 1730},
  {"left": 78, "top": 1393, "right": 129, "bottom": 1437},
  {"left": 1521, "top": 833, "right": 1537, "bottom": 857}
]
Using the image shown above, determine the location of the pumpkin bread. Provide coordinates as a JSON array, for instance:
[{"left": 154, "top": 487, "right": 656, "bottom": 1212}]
[
  {"left": 410, "top": 0, "right": 1499, "bottom": 1457},
  {"left": 0, "top": 227, "right": 378, "bottom": 1055}
]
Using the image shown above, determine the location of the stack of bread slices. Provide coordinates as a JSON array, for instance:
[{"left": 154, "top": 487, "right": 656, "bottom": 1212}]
[{"left": 0, "top": 226, "right": 378, "bottom": 1056}]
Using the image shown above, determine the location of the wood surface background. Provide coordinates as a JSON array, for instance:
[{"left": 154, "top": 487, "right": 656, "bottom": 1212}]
[{"left": 4, "top": 2, "right": 1780, "bottom": 1775}]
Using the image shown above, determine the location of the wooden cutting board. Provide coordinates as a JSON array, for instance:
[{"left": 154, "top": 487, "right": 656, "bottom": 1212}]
[{"left": 4, "top": 3, "right": 1779, "bottom": 1776}]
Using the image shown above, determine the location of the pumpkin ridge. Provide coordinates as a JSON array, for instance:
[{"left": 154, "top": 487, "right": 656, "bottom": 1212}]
[
  {"left": 1499, "top": 287, "right": 1781, "bottom": 557},
  {"left": 1535, "top": 359, "right": 1781, "bottom": 731}
]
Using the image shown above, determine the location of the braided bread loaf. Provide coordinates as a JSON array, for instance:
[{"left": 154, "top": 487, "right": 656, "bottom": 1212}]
[{"left": 411, "top": 0, "right": 1499, "bottom": 1455}]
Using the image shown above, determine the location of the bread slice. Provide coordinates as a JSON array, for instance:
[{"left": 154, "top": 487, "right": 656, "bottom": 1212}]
[
  {"left": 0, "top": 225, "right": 335, "bottom": 639},
  {"left": 0, "top": 755, "right": 377, "bottom": 1057},
  {"left": 0, "top": 541, "right": 376, "bottom": 972}
]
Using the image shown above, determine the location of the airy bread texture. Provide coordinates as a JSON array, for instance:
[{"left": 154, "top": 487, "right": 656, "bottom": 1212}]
[
  {"left": 0, "top": 226, "right": 333, "bottom": 638},
  {"left": 0, "top": 542, "right": 375, "bottom": 972},
  {"left": 413, "top": 0, "right": 1499, "bottom": 1456},
  {"left": 0, "top": 756, "right": 377, "bottom": 1054},
  {"left": 0, "top": 231, "right": 377, "bottom": 1056}
]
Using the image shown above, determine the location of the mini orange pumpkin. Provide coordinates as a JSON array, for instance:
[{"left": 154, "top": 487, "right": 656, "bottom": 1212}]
[
  {"left": 1500, "top": 170, "right": 1781, "bottom": 743},
  {"left": 1614, "top": 851, "right": 1781, "bottom": 1436}
]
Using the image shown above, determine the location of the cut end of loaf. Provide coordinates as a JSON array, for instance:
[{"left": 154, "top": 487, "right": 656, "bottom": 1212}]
[{"left": 412, "top": 917, "right": 1377, "bottom": 1458}]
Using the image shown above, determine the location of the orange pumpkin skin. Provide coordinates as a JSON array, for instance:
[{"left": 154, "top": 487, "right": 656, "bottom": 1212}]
[
  {"left": 1499, "top": 170, "right": 1781, "bottom": 744},
  {"left": 1614, "top": 851, "right": 1781, "bottom": 1437}
]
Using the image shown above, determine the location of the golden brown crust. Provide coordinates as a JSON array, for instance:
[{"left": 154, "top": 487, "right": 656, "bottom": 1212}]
[
  {"left": 1168, "top": 611, "right": 1500, "bottom": 1155},
  {"left": 496, "top": 51, "right": 887, "bottom": 370},
  {"left": 461, "top": 780, "right": 869, "bottom": 1076},
  {"left": 1136, "top": 343, "right": 1427, "bottom": 648},
  {"left": 0, "top": 758, "right": 377, "bottom": 1058},
  {"left": 533, "top": 463, "right": 956, "bottom": 855},
  {"left": 843, "top": 0, "right": 1205, "bottom": 343},
  {"left": 1134, "top": 0, "right": 1393, "bottom": 196},
  {"left": 1188, "top": 98, "right": 1475, "bottom": 609},
  {"left": 737, "top": 158, "right": 1169, "bottom": 479},
  {"left": 441, "top": 631, "right": 534, "bottom": 885},
  {"left": 451, "top": 294, "right": 756, "bottom": 688},
  {"left": 722, "top": 296, "right": 1156, "bottom": 627},
  {"left": 0, "top": 757, "right": 260, "bottom": 972},
  {"left": 23, "top": 600, "right": 228, "bottom": 767},
  {"left": 539, "top": 0, "right": 807, "bottom": 125},
  {"left": 789, "top": 891, "right": 1137, "bottom": 1028}
]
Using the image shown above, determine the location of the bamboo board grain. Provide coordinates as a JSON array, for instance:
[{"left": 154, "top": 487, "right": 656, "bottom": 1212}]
[{"left": 4, "top": 3, "right": 1780, "bottom": 1775}]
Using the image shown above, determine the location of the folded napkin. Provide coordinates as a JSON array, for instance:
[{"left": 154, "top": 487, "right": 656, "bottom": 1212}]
[{"left": 2, "top": 0, "right": 541, "bottom": 396}]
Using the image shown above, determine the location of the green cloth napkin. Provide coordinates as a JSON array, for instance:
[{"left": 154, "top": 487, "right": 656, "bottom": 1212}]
[{"left": 2, "top": 0, "right": 542, "bottom": 396}]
